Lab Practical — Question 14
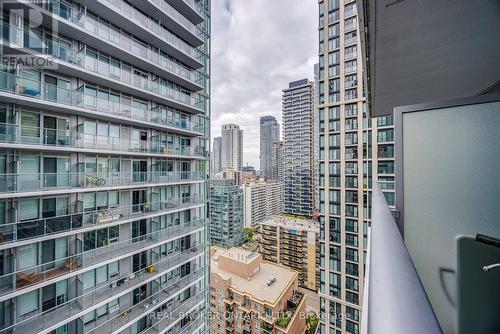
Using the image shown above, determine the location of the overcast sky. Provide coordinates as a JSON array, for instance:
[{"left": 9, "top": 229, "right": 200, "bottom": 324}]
[{"left": 211, "top": 0, "right": 317, "bottom": 169}]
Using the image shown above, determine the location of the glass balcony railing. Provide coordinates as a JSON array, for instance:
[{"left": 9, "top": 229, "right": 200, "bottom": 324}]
[
  {"left": 344, "top": 52, "right": 357, "bottom": 60},
  {"left": 0, "top": 195, "right": 206, "bottom": 245},
  {"left": 31, "top": 0, "right": 205, "bottom": 64},
  {"left": 345, "top": 66, "right": 358, "bottom": 74},
  {"left": 378, "top": 133, "right": 395, "bottom": 143},
  {"left": 138, "top": 288, "right": 205, "bottom": 334},
  {"left": 378, "top": 180, "right": 395, "bottom": 190},
  {"left": 0, "top": 170, "right": 204, "bottom": 193},
  {"left": 0, "top": 20, "right": 204, "bottom": 91},
  {"left": 0, "top": 124, "right": 205, "bottom": 154},
  {"left": 183, "top": 0, "right": 205, "bottom": 16},
  {"left": 149, "top": 0, "right": 204, "bottom": 38},
  {"left": 87, "top": 277, "right": 204, "bottom": 334},
  {"left": 0, "top": 72, "right": 206, "bottom": 128},
  {"left": 5, "top": 247, "right": 205, "bottom": 334},
  {"left": 344, "top": 37, "right": 357, "bottom": 46},
  {"left": 362, "top": 183, "right": 442, "bottom": 334},
  {"left": 100, "top": 0, "right": 205, "bottom": 53},
  {"left": 344, "top": 22, "right": 357, "bottom": 31},
  {"left": 177, "top": 317, "right": 204, "bottom": 334},
  {"left": 0, "top": 219, "right": 205, "bottom": 297},
  {"left": 345, "top": 8, "right": 358, "bottom": 18}
]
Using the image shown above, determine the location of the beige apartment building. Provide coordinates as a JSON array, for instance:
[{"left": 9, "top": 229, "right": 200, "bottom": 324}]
[
  {"left": 210, "top": 247, "right": 306, "bottom": 334},
  {"left": 259, "top": 216, "right": 320, "bottom": 291},
  {"left": 317, "top": 0, "right": 396, "bottom": 332},
  {"left": 243, "top": 181, "right": 284, "bottom": 228}
]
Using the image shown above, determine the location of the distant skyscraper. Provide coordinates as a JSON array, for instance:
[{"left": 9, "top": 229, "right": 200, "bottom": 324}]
[
  {"left": 317, "top": 1, "right": 395, "bottom": 333},
  {"left": 271, "top": 140, "right": 284, "bottom": 182},
  {"left": 282, "top": 79, "right": 316, "bottom": 217},
  {"left": 242, "top": 165, "right": 256, "bottom": 175},
  {"left": 210, "top": 179, "right": 246, "bottom": 247},
  {"left": 212, "top": 136, "right": 222, "bottom": 174},
  {"left": 259, "top": 116, "right": 280, "bottom": 178},
  {"left": 221, "top": 124, "right": 243, "bottom": 171}
]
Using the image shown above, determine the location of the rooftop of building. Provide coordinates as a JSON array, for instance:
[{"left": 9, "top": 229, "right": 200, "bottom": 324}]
[
  {"left": 260, "top": 215, "right": 319, "bottom": 232},
  {"left": 286, "top": 78, "right": 311, "bottom": 89},
  {"left": 211, "top": 246, "right": 297, "bottom": 305}
]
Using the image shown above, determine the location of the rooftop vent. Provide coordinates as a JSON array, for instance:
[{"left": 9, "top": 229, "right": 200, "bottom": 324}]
[{"left": 266, "top": 276, "right": 277, "bottom": 286}]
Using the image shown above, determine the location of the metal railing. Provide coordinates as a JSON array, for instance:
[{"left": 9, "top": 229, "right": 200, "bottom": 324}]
[
  {"left": 0, "top": 73, "right": 206, "bottom": 130},
  {"left": 139, "top": 289, "right": 205, "bottom": 334},
  {"left": 0, "top": 219, "right": 205, "bottom": 297},
  {"left": 87, "top": 276, "right": 204, "bottom": 334},
  {"left": 0, "top": 170, "right": 204, "bottom": 193},
  {"left": 361, "top": 183, "right": 441, "bottom": 334},
  {"left": 0, "top": 123, "right": 204, "bottom": 152},
  {"left": 6, "top": 247, "right": 205, "bottom": 334},
  {"left": 183, "top": 0, "right": 205, "bottom": 16},
  {"left": 149, "top": 0, "right": 203, "bottom": 37},
  {"left": 0, "top": 20, "right": 204, "bottom": 92},
  {"left": 30, "top": 0, "right": 205, "bottom": 64},
  {"left": 0, "top": 195, "right": 205, "bottom": 245}
]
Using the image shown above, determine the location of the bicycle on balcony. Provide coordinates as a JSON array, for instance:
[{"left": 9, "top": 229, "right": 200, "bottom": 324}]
[{"left": 86, "top": 174, "right": 106, "bottom": 186}]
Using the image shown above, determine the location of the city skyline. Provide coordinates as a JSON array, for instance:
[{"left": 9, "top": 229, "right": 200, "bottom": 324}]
[
  {"left": 211, "top": 0, "right": 316, "bottom": 167},
  {"left": 0, "top": 1, "right": 496, "bottom": 334}
]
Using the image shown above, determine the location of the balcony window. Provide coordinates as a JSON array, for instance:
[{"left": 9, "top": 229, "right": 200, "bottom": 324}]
[
  {"left": 344, "top": 30, "right": 358, "bottom": 45},
  {"left": 377, "top": 145, "right": 394, "bottom": 158},
  {"left": 346, "top": 233, "right": 359, "bottom": 247},
  {"left": 345, "top": 247, "right": 359, "bottom": 262},
  {"left": 329, "top": 0, "right": 340, "bottom": 12},
  {"left": 346, "top": 306, "right": 359, "bottom": 322},
  {"left": 345, "top": 59, "right": 357, "bottom": 74},
  {"left": 345, "top": 132, "right": 358, "bottom": 145},
  {"left": 18, "top": 289, "right": 38, "bottom": 316},
  {"left": 329, "top": 37, "right": 340, "bottom": 51},
  {"left": 329, "top": 78, "right": 340, "bottom": 103},
  {"left": 345, "top": 162, "right": 358, "bottom": 174},
  {"left": 346, "top": 176, "right": 358, "bottom": 188},
  {"left": 345, "top": 147, "right": 358, "bottom": 160},
  {"left": 345, "top": 2, "right": 358, "bottom": 17},
  {"left": 346, "top": 205, "right": 358, "bottom": 218},
  {"left": 345, "top": 74, "right": 357, "bottom": 88},
  {"left": 383, "top": 191, "right": 395, "bottom": 206},
  {"left": 328, "top": 24, "right": 339, "bottom": 39},
  {"left": 329, "top": 272, "right": 341, "bottom": 298},
  {"left": 329, "top": 176, "right": 341, "bottom": 187},
  {"left": 346, "top": 277, "right": 359, "bottom": 292},
  {"left": 345, "top": 118, "right": 358, "bottom": 130},
  {"left": 378, "top": 129, "right": 394, "bottom": 142},
  {"left": 329, "top": 63, "right": 340, "bottom": 77},
  {"left": 330, "top": 301, "right": 342, "bottom": 328},
  {"left": 378, "top": 161, "right": 395, "bottom": 174},
  {"left": 328, "top": 9, "right": 340, "bottom": 23},
  {"left": 345, "top": 219, "right": 358, "bottom": 233},
  {"left": 377, "top": 115, "right": 394, "bottom": 127},
  {"left": 345, "top": 88, "right": 358, "bottom": 100},
  {"left": 42, "top": 280, "right": 68, "bottom": 311},
  {"left": 346, "top": 262, "right": 359, "bottom": 277},
  {"left": 18, "top": 243, "right": 38, "bottom": 270},
  {"left": 345, "top": 103, "right": 358, "bottom": 117},
  {"left": 346, "top": 319, "right": 360, "bottom": 334}
]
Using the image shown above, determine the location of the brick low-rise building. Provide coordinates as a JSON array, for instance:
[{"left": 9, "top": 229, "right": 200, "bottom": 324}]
[{"left": 210, "top": 246, "right": 306, "bottom": 334}]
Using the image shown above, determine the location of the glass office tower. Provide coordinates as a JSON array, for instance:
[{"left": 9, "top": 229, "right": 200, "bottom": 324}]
[{"left": 0, "top": 0, "right": 210, "bottom": 333}]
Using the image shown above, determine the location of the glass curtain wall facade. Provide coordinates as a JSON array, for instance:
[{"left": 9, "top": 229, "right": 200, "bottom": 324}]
[
  {"left": 317, "top": 1, "right": 394, "bottom": 333},
  {"left": 0, "top": 0, "right": 210, "bottom": 333}
]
